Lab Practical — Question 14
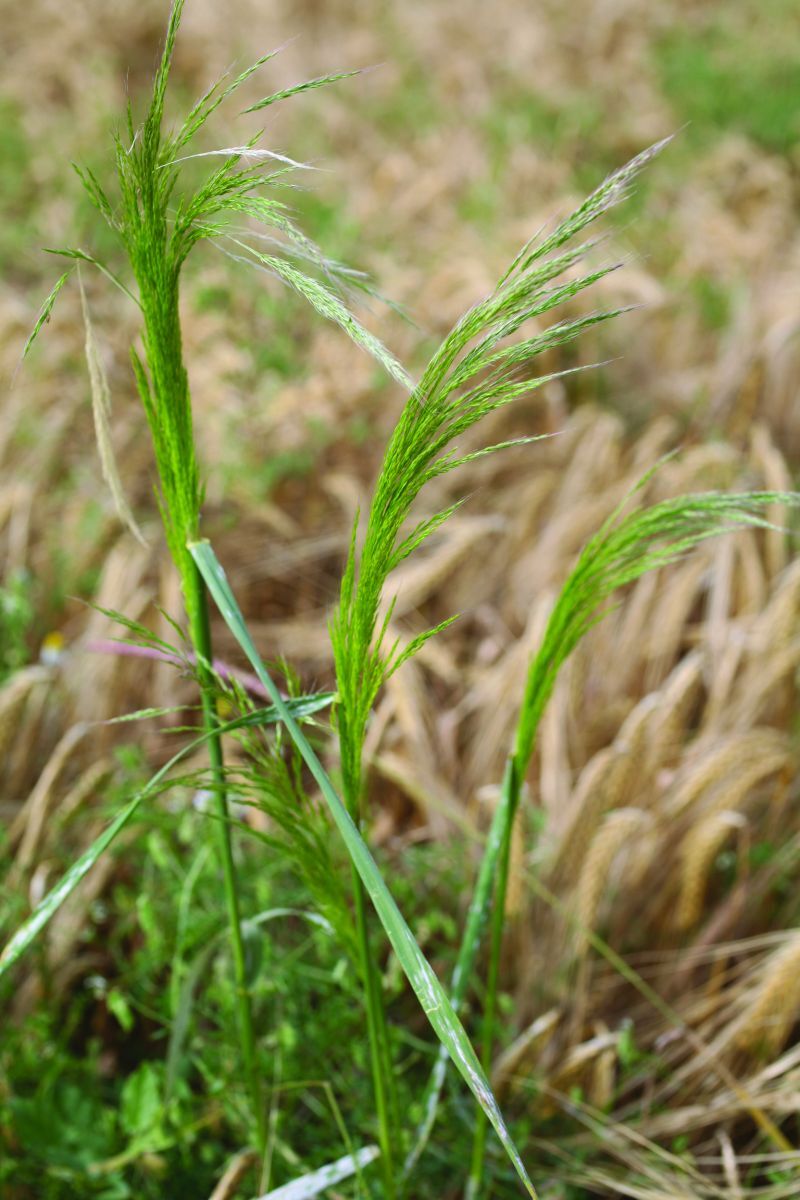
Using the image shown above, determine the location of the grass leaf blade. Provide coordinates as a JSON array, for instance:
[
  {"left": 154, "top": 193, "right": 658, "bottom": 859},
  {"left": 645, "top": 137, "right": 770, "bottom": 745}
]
[{"left": 255, "top": 1145, "right": 380, "bottom": 1200}]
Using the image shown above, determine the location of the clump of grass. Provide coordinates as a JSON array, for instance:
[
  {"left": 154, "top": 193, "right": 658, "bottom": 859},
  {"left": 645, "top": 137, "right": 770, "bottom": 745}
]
[{"left": 6, "top": 0, "right": 800, "bottom": 1196}]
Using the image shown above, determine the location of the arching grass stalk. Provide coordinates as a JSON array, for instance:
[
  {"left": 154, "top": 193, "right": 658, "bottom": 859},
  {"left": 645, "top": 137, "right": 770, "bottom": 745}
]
[
  {"left": 329, "top": 138, "right": 669, "bottom": 1186},
  {"left": 25, "top": 0, "right": 411, "bottom": 1156},
  {"left": 464, "top": 485, "right": 800, "bottom": 1198}
]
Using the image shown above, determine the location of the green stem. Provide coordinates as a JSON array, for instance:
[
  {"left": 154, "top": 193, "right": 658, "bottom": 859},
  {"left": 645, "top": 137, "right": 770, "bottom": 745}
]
[
  {"left": 353, "top": 867, "right": 397, "bottom": 1199},
  {"left": 404, "top": 757, "right": 516, "bottom": 1181},
  {"left": 468, "top": 755, "right": 521, "bottom": 1200},
  {"left": 185, "top": 558, "right": 266, "bottom": 1154},
  {"left": 347, "top": 764, "right": 398, "bottom": 1198}
]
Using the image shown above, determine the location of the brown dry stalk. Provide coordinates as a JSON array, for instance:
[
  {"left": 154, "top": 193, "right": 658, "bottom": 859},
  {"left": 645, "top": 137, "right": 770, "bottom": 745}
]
[
  {"left": 750, "top": 422, "right": 793, "bottom": 578},
  {"left": 552, "top": 697, "right": 655, "bottom": 889},
  {"left": 0, "top": 665, "right": 49, "bottom": 767},
  {"left": 676, "top": 810, "right": 748, "bottom": 931},
  {"left": 490, "top": 1008, "right": 560, "bottom": 1095},
  {"left": 726, "top": 637, "right": 800, "bottom": 732},
  {"left": 8, "top": 722, "right": 90, "bottom": 877},
  {"left": 733, "top": 934, "right": 800, "bottom": 1057},
  {"left": 749, "top": 559, "right": 800, "bottom": 655},
  {"left": 574, "top": 808, "right": 649, "bottom": 957},
  {"left": 642, "top": 556, "right": 707, "bottom": 687},
  {"left": 645, "top": 650, "right": 705, "bottom": 771},
  {"left": 665, "top": 729, "right": 789, "bottom": 820},
  {"left": 540, "top": 1027, "right": 619, "bottom": 1108}
]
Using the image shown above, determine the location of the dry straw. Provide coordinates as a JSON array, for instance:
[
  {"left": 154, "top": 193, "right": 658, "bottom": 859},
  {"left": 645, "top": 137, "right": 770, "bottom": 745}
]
[{"left": 732, "top": 935, "right": 800, "bottom": 1058}]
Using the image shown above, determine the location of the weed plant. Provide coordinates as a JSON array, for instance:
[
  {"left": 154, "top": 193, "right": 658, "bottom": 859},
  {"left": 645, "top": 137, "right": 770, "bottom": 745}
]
[{"left": 3, "top": 1, "right": 799, "bottom": 1198}]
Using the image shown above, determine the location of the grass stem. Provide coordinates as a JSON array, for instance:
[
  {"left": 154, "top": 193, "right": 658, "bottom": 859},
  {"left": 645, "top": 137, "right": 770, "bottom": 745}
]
[
  {"left": 352, "top": 867, "right": 397, "bottom": 1198},
  {"left": 467, "top": 756, "right": 520, "bottom": 1199},
  {"left": 185, "top": 559, "right": 266, "bottom": 1154}
]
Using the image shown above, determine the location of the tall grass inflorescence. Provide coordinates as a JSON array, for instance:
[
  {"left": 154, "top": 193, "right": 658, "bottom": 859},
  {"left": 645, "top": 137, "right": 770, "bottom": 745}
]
[
  {"left": 5, "top": 0, "right": 800, "bottom": 1196},
  {"left": 21, "top": 0, "right": 408, "bottom": 1159}
]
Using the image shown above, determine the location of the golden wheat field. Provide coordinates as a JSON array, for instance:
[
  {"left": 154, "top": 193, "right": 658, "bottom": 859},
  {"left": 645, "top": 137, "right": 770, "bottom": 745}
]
[{"left": 1, "top": 1, "right": 799, "bottom": 1198}]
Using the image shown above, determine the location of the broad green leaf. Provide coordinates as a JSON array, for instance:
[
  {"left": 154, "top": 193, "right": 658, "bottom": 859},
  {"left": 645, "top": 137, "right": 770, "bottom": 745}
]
[{"left": 189, "top": 537, "right": 538, "bottom": 1198}]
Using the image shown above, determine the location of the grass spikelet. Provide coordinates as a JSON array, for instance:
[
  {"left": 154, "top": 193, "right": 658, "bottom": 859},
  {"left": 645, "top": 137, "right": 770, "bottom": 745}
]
[
  {"left": 703, "top": 741, "right": 790, "bottom": 822},
  {"left": 748, "top": 557, "right": 800, "bottom": 655},
  {"left": 552, "top": 694, "right": 654, "bottom": 888},
  {"left": 21, "top": 271, "right": 72, "bottom": 361},
  {"left": 549, "top": 748, "right": 618, "bottom": 886},
  {"left": 643, "top": 556, "right": 708, "bottom": 684},
  {"left": 750, "top": 423, "right": 793, "bottom": 576},
  {"left": 78, "top": 273, "right": 147, "bottom": 547},
  {"left": 726, "top": 636, "right": 800, "bottom": 731},
  {"left": 676, "top": 810, "right": 748, "bottom": 930},
  {"left": 733, "top": 934, "right": 800, "bottom": 1056}
]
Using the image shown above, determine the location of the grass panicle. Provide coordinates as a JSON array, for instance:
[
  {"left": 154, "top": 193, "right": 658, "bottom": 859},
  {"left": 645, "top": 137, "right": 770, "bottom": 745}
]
[
  {"left": 464, "top": 485, "right": 800, "bottom": 1196},
  {"left": 330, "top": 137, "right": 671, "bottom": 822}
]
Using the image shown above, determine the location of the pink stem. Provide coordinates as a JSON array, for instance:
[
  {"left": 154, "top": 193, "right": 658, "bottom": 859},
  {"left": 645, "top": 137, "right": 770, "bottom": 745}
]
[{"left": 85, "top": 638, "right": 270, "bottom": 700}]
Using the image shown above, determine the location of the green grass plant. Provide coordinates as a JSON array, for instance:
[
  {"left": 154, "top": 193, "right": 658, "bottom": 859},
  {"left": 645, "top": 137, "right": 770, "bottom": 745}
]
[{"left": 6, "top": 0, "right": 800, "bottom": 1196}]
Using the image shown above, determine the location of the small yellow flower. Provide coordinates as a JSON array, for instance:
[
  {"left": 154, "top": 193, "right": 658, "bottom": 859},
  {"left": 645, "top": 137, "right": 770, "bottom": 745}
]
[{"left": 40, "top": 631, "right": 66, "bottom": 666}]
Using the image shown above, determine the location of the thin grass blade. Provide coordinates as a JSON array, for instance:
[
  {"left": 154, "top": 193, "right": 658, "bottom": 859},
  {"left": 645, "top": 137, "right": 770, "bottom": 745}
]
[
  {"left": 78, "top": 272, "right": 147, "bottom": 546},
  {"left": 44, "top": 247, "right": 140, "bottom": 306},
  {"left": 254, "top": 1145, "right": 380, "bottom": 1200},
  {"left": 404, "top": 755, "right": 516, "bottom": 1174}
]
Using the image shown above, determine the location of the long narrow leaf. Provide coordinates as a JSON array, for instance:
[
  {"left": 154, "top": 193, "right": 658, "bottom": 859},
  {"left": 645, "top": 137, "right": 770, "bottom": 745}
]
[
  {"left": 190, "top": 537, "right": 538, "bottom": 1198},
  {"left": 44, "top": 246, "right": 140, "bottom": 307},
  {"left": 254, "top": 1145, "right": 379, "bottom": 1200},
  {"left": 78, "top": 271, "right": 147, "bottom": 546}
]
